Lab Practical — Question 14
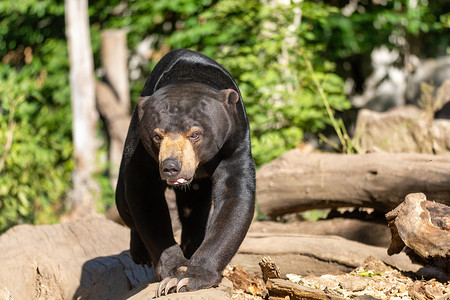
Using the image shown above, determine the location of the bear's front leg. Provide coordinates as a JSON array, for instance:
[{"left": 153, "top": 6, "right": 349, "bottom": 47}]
[
  {"left": 126, "top": 181, "right": 188, "bottom": 281},
  {"left": 123, "top": 144, "right": 189, "bottom": 280},
  {"left": 129, "top": 230, "right": 152, "bottom": 266},
  {"left": 156, "top": 155, "right": 255, "bottom": 297}
]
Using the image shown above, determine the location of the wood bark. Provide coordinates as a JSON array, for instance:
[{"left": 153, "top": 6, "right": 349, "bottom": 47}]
[
  {"left": 257, "top": 149, "right": 450, "bottom": 217},
  {"left": 223, "top": 265, "right": 268, "bottom": 298},
  {"left": 259, "top": 256, "right": 281, "bottom": 282},
  {"left": 266, "top": 278, "right": 344, "bottom": 300},
  {"left": 65, "top": 0, "right": 99, "bottom": 211}
]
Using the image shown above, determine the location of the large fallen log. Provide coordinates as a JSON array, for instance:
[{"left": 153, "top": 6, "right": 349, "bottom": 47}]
[
  {"left": 123, "top": 278, "right": 234, "bottom": 300},
  {"left": 0, "top": 215, "right": 154, "bottom": 300},
  {"left": 249, "top": 219, "right": 391, "bottom": 247},
  {"left": 257, "top": 149, "right": 450, "bottom": 217},
  {"left": 0, "top": 215, "right": 240, "bottom": 300},
  {"left": 232, "top": 232, "right": 422, "bottom": 277}
]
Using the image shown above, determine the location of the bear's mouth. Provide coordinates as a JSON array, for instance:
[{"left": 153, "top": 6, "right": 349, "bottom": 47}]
[{"left": 166, "top": 178, "right": 192, "bottom": 186}]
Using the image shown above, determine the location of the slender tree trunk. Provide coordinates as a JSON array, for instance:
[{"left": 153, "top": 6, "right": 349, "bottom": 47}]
[
  {"left": 64, "top": 0, "right": 98, "bottom": 214},
  {"left": 100, "top": 29, "right": 130, "bottom": 111},
  {"left": 97, "top": 29, "right": 130, "bottom": 189}
]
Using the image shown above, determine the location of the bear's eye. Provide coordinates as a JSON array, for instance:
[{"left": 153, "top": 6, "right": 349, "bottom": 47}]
[
  {"left": 153, "top": 133, "right": 163, "bottom": 143},
  {"left": 189, "top": 132, "right": 201, "bottom": 141}
]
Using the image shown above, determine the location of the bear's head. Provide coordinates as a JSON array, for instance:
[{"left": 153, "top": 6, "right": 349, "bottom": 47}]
[{"left": 137, "top": 82, "right": 239, "bottom": 186}]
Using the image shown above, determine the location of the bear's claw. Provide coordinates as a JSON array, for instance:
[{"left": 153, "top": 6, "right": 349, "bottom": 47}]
[
  {"left": 156, "top": 277, "right": 171, "bottom": 297},
  {"left": 176, "top": 277, "right": 189, "bottom": 292},
  {"left": 155, "top": 277, "right": 190, "bottom": 297},
  {"left": 164, "top": 278, "right": 178, "bottom": 295}
]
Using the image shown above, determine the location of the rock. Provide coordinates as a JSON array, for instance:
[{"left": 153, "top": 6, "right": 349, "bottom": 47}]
[
  {"left": 0, "top": 215, "right": 155, "bottom": 300},
  {"left": 339, "top": 276, "right": 368, "bottom": 292},
  {"left": 358, "top": 256, "right": 393, "bottom": 274}
]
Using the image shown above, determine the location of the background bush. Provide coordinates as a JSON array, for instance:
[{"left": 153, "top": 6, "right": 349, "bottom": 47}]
[{"left": 0, "top": 0, "right": 448, "bottom": 232}]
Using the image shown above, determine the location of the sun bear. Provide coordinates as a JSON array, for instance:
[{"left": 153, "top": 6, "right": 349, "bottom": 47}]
[{"left": 115, "top": 49, "right": 255, "bottom": 296}]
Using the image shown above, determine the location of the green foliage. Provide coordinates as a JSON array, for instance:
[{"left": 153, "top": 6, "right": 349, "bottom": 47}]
[
  {"left": 320, "top": 0, "right": 449, "bottom": 60},
  {"left": 207, "top": 2, "right": 349, "bottom": 164},
  {"left": 0, "top": 0, "right": 72, "bottom": 233},
  {"left": 357, "top": 270, "right": 383, "bottom": 277},
  {"left": 299, "top": 209, "right": 330, "bottom": 222},
  {"left": 305, "top": 60, "right": 360, "bottom": 154},
  {"left": 0, "top": 0, "right": 447, "bottom": 232},
  {"left": 114, "top": 0, "right": 350, "bottom": 165},
  {"left": 86, "top": 0, "right": 351, "bottom": 165},
  {"left": 0, "top": 65, "right": 73, "bottom": 233}
]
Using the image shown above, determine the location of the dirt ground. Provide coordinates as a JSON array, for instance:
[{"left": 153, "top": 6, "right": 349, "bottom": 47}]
[{"left": 225, "top": 256, "right": 450, "bottom": 300}]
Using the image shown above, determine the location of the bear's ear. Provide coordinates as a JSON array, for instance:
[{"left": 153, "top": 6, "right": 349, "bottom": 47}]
[
  {"left": 137, "top": 96, "right": 152, "bottom": 121},
  {"left": 221, "top": 89, "right": 239, "bottom": 105}
]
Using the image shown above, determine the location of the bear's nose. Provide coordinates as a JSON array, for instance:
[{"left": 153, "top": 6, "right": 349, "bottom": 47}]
[{"left": 162, "top": 158, "right": 182, "bottom": 177}]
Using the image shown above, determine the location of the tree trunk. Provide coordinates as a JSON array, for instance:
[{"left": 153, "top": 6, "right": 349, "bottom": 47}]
[
  {"left": 96, "top": 29, "right": 131, "bottom": 189},
  {"left": 100, "top": 29, "right": 130, "bottom": 111},
  {"left": 64, "top": 0, "right": 98, "bottom": 214},
  {"left": 257, "top": 149, "right": 450, "bottom": 217}
]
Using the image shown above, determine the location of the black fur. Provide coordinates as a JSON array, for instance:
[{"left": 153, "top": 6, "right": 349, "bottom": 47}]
[{"left": 115, "top": 49, "right": 255, "bottom": 291}]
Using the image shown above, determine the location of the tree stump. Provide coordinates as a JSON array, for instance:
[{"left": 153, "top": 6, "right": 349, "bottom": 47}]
[{"left": 386, "top": 193, "right": 450, "bottom": 279}]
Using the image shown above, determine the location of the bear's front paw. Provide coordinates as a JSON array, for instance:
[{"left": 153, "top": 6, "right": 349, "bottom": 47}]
[
  {"left": 182, "top": 265, "right": 222, "bottom": 291},
  {"left": 155, "top": 244, "right": 189, "bottom": 279},
  {"left": 155, "top": 265, "right": 222, "bottom": 297}
]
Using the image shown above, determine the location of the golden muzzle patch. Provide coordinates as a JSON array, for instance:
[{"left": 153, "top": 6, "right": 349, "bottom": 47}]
[{"left": 156, "top": 130, "right": 200, "bottom": 186}]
